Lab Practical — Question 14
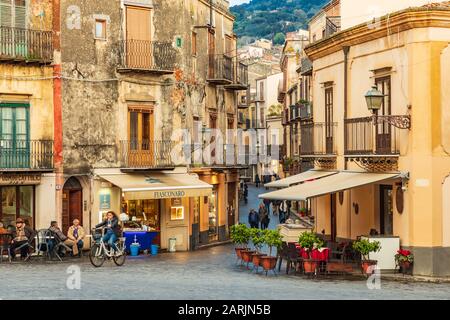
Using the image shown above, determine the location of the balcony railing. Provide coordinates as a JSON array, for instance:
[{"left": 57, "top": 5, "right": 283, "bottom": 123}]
[
  {"left": 344, "top": 117, "right": 400, "bottom": 156},
  {"left": 119, "top": 140, "right": 176, "bottom": 169},
  {"left": 299, "top": 102, "right": 313, "bottom": 120},
  {"left": 300, "top": 122, "right": 337, "bottom": 156},
  {"left": 325, "top": 16, "right": 341, "bottom": 38},
  {"left": 208, "top": 55, "right": 233, "bottom": 84},
  {"left": 0, "top": 26, "right": 53, "bottom": 63},
  {"left": 0, "top": 140, "right": 54, "bottom": 170},
  {"left": 118, "top": 40, "right": 177, "bottom": 73}
]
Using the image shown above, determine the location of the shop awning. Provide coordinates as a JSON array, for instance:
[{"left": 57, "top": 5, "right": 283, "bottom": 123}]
[
  {"left": 264, "top": 170, "right": 338, "bottom": 188},
  {"left": 259, "top": 171, "right": 401, "bottom": 201},
  {"left": 95, "top": 169, "right": 213, "bottom": 200}
]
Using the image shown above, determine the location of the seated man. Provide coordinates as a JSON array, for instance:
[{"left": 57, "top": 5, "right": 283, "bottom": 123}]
[
  {"left": 48, "top": 221, "right": 71, "bottom": 256},
  {"left": 9, "top": 218, "right": 35, "bottom": 260},
  {"left": 66, "top": 219, "right": 85, "bottom": 257}
]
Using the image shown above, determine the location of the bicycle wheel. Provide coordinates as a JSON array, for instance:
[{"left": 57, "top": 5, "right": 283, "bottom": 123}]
[
  {"left": 89, "top": 244, "right": 106, "bottom": 267},
  {"left": 113, "top": 252, "right": 126, "bottom": 266}
]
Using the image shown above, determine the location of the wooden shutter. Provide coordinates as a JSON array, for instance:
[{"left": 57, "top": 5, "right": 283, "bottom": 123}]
[
  {"left": 0, "top": 1, "right": 12, "bottom": 27},
  {"left": 14, "top": 1, "right": 26, "bottom": 29}
]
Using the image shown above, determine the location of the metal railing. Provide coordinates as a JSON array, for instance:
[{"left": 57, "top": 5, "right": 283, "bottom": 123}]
[
  {"left": 118, "top": 40, "right": 177, "bottom": 71},
  {"left": 299, "top": 102, "right": 313, "bottom": 120},
  {"left": 236, "top": 62, "right": 248, "bottom": 86},
  {"left": 344, "top": 117, "right": 400, "bottom": 155},
  {"left": 0, "top": 26, "right": 53, "bottom": 62},
  {"left": 325, "top": 16, "right": 341, "bottom": 38},
  {"left": 208, "top": 54, "right": 233, "bottom": 82},
  {"left": 0, "top": 140, "right": 54, "bottom": 170},
  {"left": 300, "top": 122, "right": 338, "bottom": 156},
  {"left": 119, "top": 140, "right": 176, "bottom": 168}
]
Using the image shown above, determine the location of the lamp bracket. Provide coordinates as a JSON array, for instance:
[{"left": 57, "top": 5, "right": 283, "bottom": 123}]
[{"left": 373, "top": 114, "right": 411, "bottom": 130}]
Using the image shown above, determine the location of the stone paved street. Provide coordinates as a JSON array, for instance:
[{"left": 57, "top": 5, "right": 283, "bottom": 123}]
[
  {"left": 1, "top": 185, "right": 450, "bottom": 300},
  {"left": 1, "top": 244, "right": 450, "bottom": 300}
]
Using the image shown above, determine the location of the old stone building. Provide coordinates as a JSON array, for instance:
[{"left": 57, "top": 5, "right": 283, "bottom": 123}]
[{"left": 56, "top": 0, "right": 248, "bottom": 251}]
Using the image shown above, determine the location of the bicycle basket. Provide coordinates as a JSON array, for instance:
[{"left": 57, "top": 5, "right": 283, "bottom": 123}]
[{"left": 93, "top": 232, "right": 102, "bottom": 241}]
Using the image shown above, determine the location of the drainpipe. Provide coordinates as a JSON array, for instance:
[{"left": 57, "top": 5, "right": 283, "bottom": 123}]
[{"left": 343, "top": 46, "right": 350, "bottom": 170}]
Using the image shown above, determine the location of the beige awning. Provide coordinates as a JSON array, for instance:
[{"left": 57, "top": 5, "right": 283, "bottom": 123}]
[
  {"left": 264, "top": 170, "right": 338, "bottom": 188},
  {"left": 259, "top": 171, "right": 401, "bottom": 201},
  {"left": 95, "top": 168, "right": 213, "bottom": 200}
]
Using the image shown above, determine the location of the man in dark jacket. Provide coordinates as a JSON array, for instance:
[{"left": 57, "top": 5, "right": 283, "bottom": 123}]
[
  {"left": 248, "top": 209, "right": 259, "bottom": 228},
  {"left": 10, "top": 218, "right": 35, "bottom": 260}
]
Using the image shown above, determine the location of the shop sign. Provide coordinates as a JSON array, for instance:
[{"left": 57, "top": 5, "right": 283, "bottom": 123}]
[
  {"left": 0, "top": 173, "right": 41, "bottom": 185},
  {"left": 100, "top": 194, "right": 111, "bottom": 210},
  {"left": 153, "top": 190, "right": 186, "bottom": 199}
]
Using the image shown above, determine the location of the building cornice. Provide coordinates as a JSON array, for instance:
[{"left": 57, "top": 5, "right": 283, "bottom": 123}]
[{"left": 305, "top": 8, "right": 450, "bottom": 61}]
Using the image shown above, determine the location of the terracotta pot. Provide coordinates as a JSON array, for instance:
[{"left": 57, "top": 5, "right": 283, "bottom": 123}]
[
  {"left": 251, "top": 253, "right": 267, "bottom": 267},
  {"left": 235, "top": 247, "right": 246, "bottom": 259},
  {"left": 303, "top": 260, "right": 317, "bottom": 274},
  {"left": 241, "top": 250, "right": 256, "bottom": 263},
  {"left": 260, "top": 256, "right": 278, "bottom": 271},
  {"left": 399, "top": 261, "right": 412, "bottom": 273},
  {"left": 361, "top": 260, "right": 378, "bottom": 275}
]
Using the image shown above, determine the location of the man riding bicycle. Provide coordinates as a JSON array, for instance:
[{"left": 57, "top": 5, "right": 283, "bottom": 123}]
[{"left": 95, "top": 211, "right": 121, "bottom": 256}]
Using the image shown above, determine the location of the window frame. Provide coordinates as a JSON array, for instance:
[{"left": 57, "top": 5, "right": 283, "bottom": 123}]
[{"left": 94, "top": 18, "right": 107, "bottom": 40}]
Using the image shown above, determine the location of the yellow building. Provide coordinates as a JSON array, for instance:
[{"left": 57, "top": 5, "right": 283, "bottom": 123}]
[
  {"left": 263, "top": 3, "right": 450, "bottom": 276},
  {"left": 0, "top": 0, "right": 56, "bottom": 230}
]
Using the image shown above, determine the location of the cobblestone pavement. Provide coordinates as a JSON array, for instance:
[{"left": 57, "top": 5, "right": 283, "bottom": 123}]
[
  {"left": 1, "top": 185, "right": 449, "bottom": 300},
  {"left": 1, "top": 245, "right": 450, "bottom": 300}
]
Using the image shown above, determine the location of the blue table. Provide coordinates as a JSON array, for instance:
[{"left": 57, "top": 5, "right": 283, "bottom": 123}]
[{"left": 123, "top": 231, "right": 158, "bottom": 253}]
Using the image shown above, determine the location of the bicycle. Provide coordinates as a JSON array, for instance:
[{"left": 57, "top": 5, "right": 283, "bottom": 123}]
[{"left": 89, "top": 228, "right": 126, "bottom": 267}]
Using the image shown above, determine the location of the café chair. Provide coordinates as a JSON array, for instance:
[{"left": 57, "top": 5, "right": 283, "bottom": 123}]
[{"left": 0, "top": 234, "right": 13, "bottom": 263}]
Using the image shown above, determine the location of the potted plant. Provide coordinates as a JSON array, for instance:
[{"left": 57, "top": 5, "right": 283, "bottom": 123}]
[
  {"left": 352, "top": 239, "right": 381, "bottom": 275},
  {"left": 250, "top": 228, "right": 267, "bottom": 272},
  {"left": 230, "top": 224, "right": 251, "bottom": 260},
  {"left": 260, "top": 229, "right": 283, "bottom": 275},
  {"left": 238, "top": 226, "right": 255, "bottom": 266},
  {"left": 298, "top": 231, "right": 324, "bottom": 274},
  {"left": 395, "top": 249, "right": 414, "bottom": 275}
]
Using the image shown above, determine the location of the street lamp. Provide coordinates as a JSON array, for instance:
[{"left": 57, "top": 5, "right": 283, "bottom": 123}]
[
  {"left": 364, "top": 85, "right": 411, "bottom": 130},
  {"left": 365, "top": 86, "right": 384, "bottom": 113}
]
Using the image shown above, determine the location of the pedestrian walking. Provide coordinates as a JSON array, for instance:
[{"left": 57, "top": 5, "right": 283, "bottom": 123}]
[
  {"left": 243, "top": 183, "right": 248, "bottom": 204},
  {"left": 272, "top": 200, "right": 280, "bottom": 217},
  {"left": 248, "top": 209, "right": 259, "bottom": 228},
  {"left": 258, "top": 203, "right": 269, "bottom": 230},
  {"left": 255, "top": 175, "right": 261, "bottom": 188},
  {"left": 263, "top": 198, "right": 271, "bottom": 215}
]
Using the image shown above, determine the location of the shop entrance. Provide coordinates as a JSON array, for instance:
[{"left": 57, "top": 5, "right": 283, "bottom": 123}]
[
  {"left": 380, "top": 185, "right": 393, "bottom": 235},
  {"left": 62, "top": 177, "right": 83, "bottom": 235}
]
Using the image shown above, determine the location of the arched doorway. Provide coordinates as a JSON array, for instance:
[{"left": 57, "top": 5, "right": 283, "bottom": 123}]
[{"left": 62, "top": 177, "right": 83, "bottom": 235}]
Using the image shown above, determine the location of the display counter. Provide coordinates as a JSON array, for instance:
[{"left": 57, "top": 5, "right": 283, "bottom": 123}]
[
  {"left": 123, "top": 230, "right": 160, "bottom": 253},
  {"left": 361, "top": 235, "right": 400, "bottom": 270}
]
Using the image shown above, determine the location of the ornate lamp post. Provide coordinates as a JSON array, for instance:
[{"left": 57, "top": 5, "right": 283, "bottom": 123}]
[{"left": 365, "top": 86, "right": 411, "bottom": 129}]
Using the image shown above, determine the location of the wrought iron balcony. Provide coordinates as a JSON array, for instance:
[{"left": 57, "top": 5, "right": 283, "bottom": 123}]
[
  {"left": 300, "top": 122, "right": 338, "bottom": 156},
  {"left": 299, "top": 102, "right": 313, "bottom": 120},
  {"left": 344, "top": 117, "right": 400, "bottom": 156},
  {"left": 325, "top": 16, "right": 341, "bottom": 38},
  {"left": 225, "top": 62, "right": 248, "bottom": 90},
  {"left": 119, "top": 140, "right": 176, "bottom": 169},
  {"left": 0, "top": 140, "right": 54, "bottom": 170},
  {"left": 118, "top": 40, "right": 177, "bottom": 74},
  {"left": 207, "top": 54, "right": 233, "bottom": 84},
  {"left": 0, "top": 26, "right": 53, "bottom": 63}
]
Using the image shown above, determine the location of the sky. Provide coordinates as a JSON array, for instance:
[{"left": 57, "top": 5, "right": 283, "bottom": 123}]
[{"left": 230, "top": 0, "right": 250, "bottom": 6}]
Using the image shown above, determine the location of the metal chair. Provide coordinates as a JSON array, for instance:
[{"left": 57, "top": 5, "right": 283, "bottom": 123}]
[
  {"left": 286, "top": 242, "right": 302, "bottom": 274},
  {"left": 0, "top": 234, "right": 12, "bottom": 263},
  {"left": 277, "top": 241, "right": 289, "bottom": 272},
  {"left": 48, "top": 230, "right": 72, "bottom": 261},
  {"left": 36, "top": 229, "right": 53, "bottom": 260},
  {"left": 12, "top": 236, "right": 35, "bottom": 262}
]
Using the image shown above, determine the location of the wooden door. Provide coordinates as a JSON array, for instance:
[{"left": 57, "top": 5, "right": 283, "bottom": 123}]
[
  {"left": 325, "top": 87, "right": 334, "bottom": 154},
  {"left": 126, "top": 6, "right": 151, "bottom": 69},
  {"left": 330, "top": 193, "right": 337, "bottom": 242},
  {"left": 128, "top": 108, "right": 154, "bottom": 167},
  {"left": 375, "top": 77, "right": 391, "bottom": 154},
  {"left": 208, "top": 30, "right": 215, "bottom": 78},
  {"left": 380, "top": 185, "right": 393, "bottom": 235},
  {"left": 62, "top": 178, "right": 83, "bottom": 235}
]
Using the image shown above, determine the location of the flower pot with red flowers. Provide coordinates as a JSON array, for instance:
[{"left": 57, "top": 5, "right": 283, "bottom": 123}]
[
  {"left": 395, "top": 249, "right": 414, "bottom": 275},
  {"left": 298, "top": 231, "right": 324, "bottom": 275},
  {"left": 250, "top": 228, "right": 267, "bottom": 272},
  {"left": 260, "top": 229, "right": 283, "bottom": 275},
  {"left": 352, "top": 239, "right": 381, "bottom": 276},
  {"left": 230, "top": 224, "right": 251, "bottom": 262}
]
